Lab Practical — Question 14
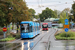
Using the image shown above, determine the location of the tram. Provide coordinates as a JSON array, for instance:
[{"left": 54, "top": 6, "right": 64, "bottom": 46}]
[
  {"left": 20, "top": 21, "right": 40, "bottom": 38},
  {"left": 42, "top": 23, "right": 48, "bottom": 31}
]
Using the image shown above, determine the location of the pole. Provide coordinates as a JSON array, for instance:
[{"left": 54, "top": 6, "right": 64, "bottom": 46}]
[
  {"left": 4, "top": 32, "right": 6, "bottom": 38},
  {"left": 66, "top": 12, "right": 67, "bottom": 38},
  {"left": 17, "top": 22, "right": 18, "bottom": 33}
]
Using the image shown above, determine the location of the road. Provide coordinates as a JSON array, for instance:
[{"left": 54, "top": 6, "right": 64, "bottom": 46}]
[
  {"left": 1, "top": 28, "right": 75, "bottom": 50},
  {"left": 0, "top": 28, "right": 62, "bottom": 50},
  {"left": 49, "top": 29, "right": 75, "bottom": 50}
]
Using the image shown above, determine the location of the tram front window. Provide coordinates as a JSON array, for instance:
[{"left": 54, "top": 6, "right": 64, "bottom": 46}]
[
  {"left": 42, "top": 25, "right": 48, "bottom": 28},
  {"left": 21, "top": 24, "right": 29, "bottom": 33}
]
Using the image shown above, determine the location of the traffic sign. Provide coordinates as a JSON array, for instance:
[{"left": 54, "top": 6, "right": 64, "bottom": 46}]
[
  {"left": 65, "top": 19, "right": 68, "bottom": 23},
  {"left": 64, "top": 25, "right": 69, "bottom": 28},
  {"left": 3, "top": 27, "right": 7, "bottom": 32},
  {"left": 65, "top": 28, "right": 69, "bottom": 32},
  {"left": 65, "top": 23, "right": 68, "bottom": 25},
  {"left": 72, "top": 23, "right": 74, "bottom": 26}
]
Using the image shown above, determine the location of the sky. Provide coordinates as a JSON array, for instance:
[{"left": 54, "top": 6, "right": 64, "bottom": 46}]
[{"left": 25, "top": 0, "right": 75, "bottom": 15}]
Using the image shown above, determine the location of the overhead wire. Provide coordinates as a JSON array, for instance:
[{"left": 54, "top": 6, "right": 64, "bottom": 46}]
[
  {"left": 23, "top": 0, "right": 74, "bottom": 14},
  {"left": 32, "top": 2, "right": 73, "bottom": 10}
]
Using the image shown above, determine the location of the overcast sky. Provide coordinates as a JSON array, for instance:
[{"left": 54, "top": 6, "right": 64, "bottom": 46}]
[{"left": 25, "top": 0, "right": 75, "bottom": 15}]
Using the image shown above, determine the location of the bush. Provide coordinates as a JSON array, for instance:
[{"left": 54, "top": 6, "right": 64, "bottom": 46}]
[
  {"left": 0, "top": 37, "right": 15, "bottom": 42},
  {"left": 8, "top": 35, "right": 13, "bottom": 38},
  {"left": 55, "top": 31, "right": 75, "bottom": 40},
  {"left": 0, "top": 31, "right": 3, "bottom": 35},
  {"left": 15, "top": 33, "right": 20, "bottom": 39}
]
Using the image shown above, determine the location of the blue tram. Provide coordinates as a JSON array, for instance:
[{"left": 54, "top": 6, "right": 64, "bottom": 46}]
[{"left": 20, "top": 21, "right": 40, "bottom": 38}]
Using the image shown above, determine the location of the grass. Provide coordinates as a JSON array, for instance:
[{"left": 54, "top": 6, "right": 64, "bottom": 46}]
[
  {"left": 55, "top": 30, "right": 75, "bottom": 40},
  {"left": 0, "top": 36, "right": 15, "bottom": 42},
  {"left": 0, "top": 29, "right": 2, "bottom": 31}
]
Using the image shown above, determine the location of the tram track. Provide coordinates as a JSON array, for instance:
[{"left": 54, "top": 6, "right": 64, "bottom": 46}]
[
  {"left": 0, "top": 38, "right": 22, "bottom": 50},
  {"left": 30, "top": 28, "right": 54, "bottom": 50},
  {"left": 0, "top": 28, "right": 57, "bottom": 50},
  {"left": 46, "top": 29, "right": 57, "bottom": 50}
]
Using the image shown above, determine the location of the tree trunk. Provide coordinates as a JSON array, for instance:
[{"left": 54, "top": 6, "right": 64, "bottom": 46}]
[
  {"left": 74, "top": 13, "right": 75, "bottom": 22},
  {"left": 12, "top": 23, "right": 13, "bottom": 30},
  {"left": 74, "top": 16, "right": 75, "bottom": 22},
  {"left": 6, "top": 24, "right": 7, "bottom": 27}
]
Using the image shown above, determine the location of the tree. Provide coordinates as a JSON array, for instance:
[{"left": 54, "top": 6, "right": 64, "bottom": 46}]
[
  {"left": 28, "top": 8, "right": 36, "bottom": 20},
  {"left": 72, "top": 2, "right": 75, "bottom": 22},
  {"left": 28, "top": 8, "right": 35, "bottom": 15},
  {"left": 34, "top": 15, "right": 39, "bottom": 19},
  {"left": 39, "top": 7, "right": 57, "bottom": 22},
  {"left": 59, "top": 8, "right": 70, "bottom": 24},
  {"left": 0, "top": 1, "right": 13, "bottom": 27},
  {"left": 0, "top": 0, "right": 30, "bottom": 27},
  {"left": 10, "top": 0, "right": 30, "bottom": 29},
  {"left": 63, "top": 8, "right": 70, "bottom": 13},
  {"left": 59, "top": 12, "right": 67, "bottom": 24},
  {"left": 54, "top": 10, "right": 61, "bottom": 18}
]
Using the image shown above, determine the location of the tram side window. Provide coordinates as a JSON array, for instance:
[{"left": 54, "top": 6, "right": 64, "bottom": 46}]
[
  {"left": 36, "top": 26, "right": 37, "bottom": 31},
  {"left": 32, "top": 26, "right": 34, "bottom": 32},
  {"left": 29, "top": 26, "right": 32, "bottom": 32},
  {"left": 37, "top": 26, "right": 38, "bottom": 31},
  {"left": 21, "top": 26, "right": 25, "bottom": 33},
  {"left": 38, "top": 26, "right": 39, "bottom": 30},
  {"left": 34, "top": 26, "right": 36, "bottom": 31},
  {"left": 21, "top": 24, "right": 24, "bottom": 33}
]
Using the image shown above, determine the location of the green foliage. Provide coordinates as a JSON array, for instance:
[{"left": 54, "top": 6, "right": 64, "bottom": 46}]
[
  {"left": 54, "top": 10, "right": 61, "bottom": 18},
  {"left": 8, "top": 35, "right": 13, "bottom": 38},
  {"left": 55, "top": 31, "right": 75, "bottom": 40},
  {"left": 28, "top": 8, "right": 36, "bottom": 15},
  {"left": 0, "top": 31, "right": 3, "bottom": 35},
  {"left": 15, "top": 34, "right": 20, "bottom": 39},
  {"left": 34, "top": 15, "right": 39, "bottom": 19},
  {"left": 0, "top": 0, "right": 30, "bottom": 27},
  {"left": 59, "top": 11, "right": 69, "bottom": 24},
  {"left": 0, "top": 29, "right": 2, "bottom": 32},
  {"left": 28, "top": 8, "right": 36, "bottom": 20},
  {"left": 0, "top": 37, "right": 15, "bottom": 42},
  {"left": 72, "top": 2, "right": 75, "bottom": 22},
  {"left": 58, "top": 8, "right": 70, "bottom": 24},
  {"left": 59, "top": 32, "right": 74, "bottom": 37},
  {"left": 39, "top": 7, "right": 57, "bottom": 22}
]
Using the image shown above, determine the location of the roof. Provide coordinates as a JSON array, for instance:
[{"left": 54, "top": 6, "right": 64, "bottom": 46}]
[
  {"left": 43, "top": 23, "right": 48, "bottom": 25},
  {"left": 44, "top": 18, "right": 59, "bottom": 22},
  {"left": 52, "top": 23, "right": 59, "bottom": 25}
]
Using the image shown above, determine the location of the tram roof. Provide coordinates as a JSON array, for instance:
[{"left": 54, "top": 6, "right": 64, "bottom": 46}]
[
  {"left": 21, "top": 21, "right": 39, "bottom": 26},
  {"left": 21, "top": 21, "right": 33, "bottom": 23},
  {"left": 43, "top": 23, "right": 48, "bottom": 25}
]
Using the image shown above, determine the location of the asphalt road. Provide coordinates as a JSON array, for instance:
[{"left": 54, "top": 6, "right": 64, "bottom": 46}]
[
  {"left": 0, "top": 28, "right": 57, "bottom": 50},
  {"left": 49, "top": 29, "right": 75, "bottom": 50}
]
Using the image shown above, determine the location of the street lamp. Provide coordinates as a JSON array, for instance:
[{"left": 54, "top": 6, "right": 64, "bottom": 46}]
[{"left": 7, "top": 2, "right": 13, "bottom": 32}]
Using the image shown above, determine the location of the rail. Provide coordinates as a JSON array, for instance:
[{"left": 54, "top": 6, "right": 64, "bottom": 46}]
[{"left": 46, "top": 29, "right": 58, "bottom": 50}]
